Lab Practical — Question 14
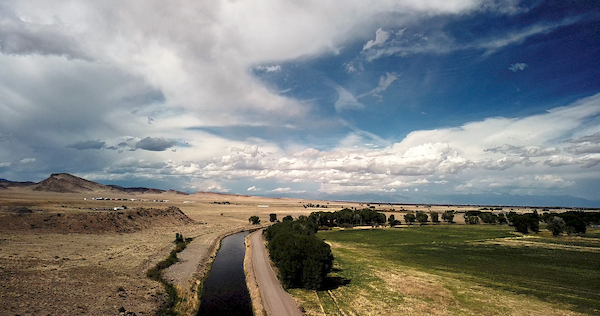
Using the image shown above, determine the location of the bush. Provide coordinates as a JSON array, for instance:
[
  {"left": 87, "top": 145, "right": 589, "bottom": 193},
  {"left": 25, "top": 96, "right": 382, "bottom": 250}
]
[
  {"left": 269, "top": 213, "right": 278, "bottom": 222},
  {"left": 249, "top": 215, "right": 261, "bottom": 225}
]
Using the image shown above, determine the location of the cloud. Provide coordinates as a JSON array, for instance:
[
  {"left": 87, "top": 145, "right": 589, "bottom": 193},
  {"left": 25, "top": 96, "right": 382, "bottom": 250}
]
[
  {"left": 363, "top": 28, "right": 390, "bottom": 51},
  {"left": 189, "top": 93, "right": 600, "bottom": 197},
  {"left": 247, "top": 186, "right": 261, "bottom": 191},
  {"left": 0, "top": 10, "right": 90, "bottom": 59},
  {"left": 334, "top": 85, "right": 364, "bottom": 112},
  {"left": 19, "top": 158, "right": 36, "bottom": 164},
  {"left": 255, "top": 65, "right": 282, "bottom": 73},
  {"left": 357, "top": 72, "right": 400, "bottom": 99},
  {"left": 484, "top": 144, "right": 559, "bottom": 157},
  {"left": 509, "top": 63, "right": 528, "bottom": 72},
  {"left": 68, "top": 140, "right": 107, "bottom": 150},
  {"left": 362, "top": 18, "right": 579, "bottom": 61},
  {"left": 135, "top": 137, "right": 177, "bottom": 152},
  {"left": 270, "top": 187, "right": 307, "bottom": 194}
]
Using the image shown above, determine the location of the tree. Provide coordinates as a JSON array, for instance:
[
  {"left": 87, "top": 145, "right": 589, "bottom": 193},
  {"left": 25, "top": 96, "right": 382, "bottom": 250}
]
[
  {"left": 430, "top": 211, "right": 439, "bottom": 223},
  {"left": 249, "top": 215, "right": 261, "bottom": 225},
  {"left": 282, "top": 215, "right": 294, "bottom": 222},
  {"left": 416, "top": 212, "right": 429, "bottom": 224},
  {"left": 497, "top": 213, "right": 508, "bottom": 225},
  {"left": 465, "top": 215, "right": 480, "bottom": 225},
  {"left": 265, "top": 220, "right": 334, "bottom": 290},
  {"left": 269, "top": 213, "right": 278, "bottom": 222},
  {"left": 388, "top": 214, "right": 399, "bottom": 227},
  {"left": 442, "top": 210, "right": 454, "bottom": 223},
  {"left": 404, "top": 213, "right": 416, "bottom": 225},
  {"left": 547, "top": 216, "right": 566, "bottom": 236}
]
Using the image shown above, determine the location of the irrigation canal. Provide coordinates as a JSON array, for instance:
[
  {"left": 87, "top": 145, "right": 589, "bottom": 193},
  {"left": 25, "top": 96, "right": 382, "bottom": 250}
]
[{"left": 198, "top": 231, "right": 252, "bottom": 316}]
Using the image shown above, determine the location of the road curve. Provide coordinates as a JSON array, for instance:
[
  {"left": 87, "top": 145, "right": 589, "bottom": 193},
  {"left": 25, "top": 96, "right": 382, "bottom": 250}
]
[{"left": 250, "top": 229, "right": 303, "bottom": 316}]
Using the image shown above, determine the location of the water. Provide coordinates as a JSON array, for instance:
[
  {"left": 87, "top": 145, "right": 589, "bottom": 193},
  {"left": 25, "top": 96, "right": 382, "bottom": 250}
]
[{"left": 198, "top": 231, "right": 252, "bottom": 316}]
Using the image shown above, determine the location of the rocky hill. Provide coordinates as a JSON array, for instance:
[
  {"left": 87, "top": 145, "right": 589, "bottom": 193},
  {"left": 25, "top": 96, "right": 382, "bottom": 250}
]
[
  {"left": 0, "top": 206, "right": 194, "bottom": 234},
  {"left": 32, "top": 173, "right": 114, "bottom": 193}
]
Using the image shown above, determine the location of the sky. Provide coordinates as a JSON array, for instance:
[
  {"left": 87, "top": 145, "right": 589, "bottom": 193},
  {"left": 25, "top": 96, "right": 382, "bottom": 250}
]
[{"left": 1, "top": 0, "right": 600, "bottom": 207}]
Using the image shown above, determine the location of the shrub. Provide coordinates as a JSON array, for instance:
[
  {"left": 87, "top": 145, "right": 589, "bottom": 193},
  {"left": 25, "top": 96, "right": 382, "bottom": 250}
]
[
  {"left": 269, "top": 213, "right": 278, "bottom": 222},
  {"left": 249, "top": 215, "right": 261, "bottom": 225}
]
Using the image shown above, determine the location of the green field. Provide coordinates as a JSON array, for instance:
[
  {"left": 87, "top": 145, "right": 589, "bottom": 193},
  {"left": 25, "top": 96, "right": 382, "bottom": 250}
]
[{"left": 289, "top": 225, "right": 600, "bottom": 315}]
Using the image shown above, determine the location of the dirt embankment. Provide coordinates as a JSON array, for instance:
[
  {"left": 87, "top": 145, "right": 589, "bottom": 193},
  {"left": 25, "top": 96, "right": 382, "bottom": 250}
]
[{"left": 0, "top": 206, "right": 194, "bottom": 233}]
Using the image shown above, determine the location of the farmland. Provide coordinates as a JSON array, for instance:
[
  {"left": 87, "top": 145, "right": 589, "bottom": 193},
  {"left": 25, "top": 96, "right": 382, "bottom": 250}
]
[{"left": 289, "top": 225, "right": 600, "bottom": 315}]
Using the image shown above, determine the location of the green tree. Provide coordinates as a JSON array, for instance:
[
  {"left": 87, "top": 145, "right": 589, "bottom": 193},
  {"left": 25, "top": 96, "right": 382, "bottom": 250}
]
[
  {"left": 269, "top": 213, "right": 278, "bottom": 222},
  {"left": 442, "top": 210, "right": 455, "bottom": 223},
  {"left": 497, "top": 213, "right": 508, "bottom": 225},
  {"left": 388, "top": 214, "right": 399, "bottom": 227},
  {"left": 404, "top": 213, "right": 416, "bottom": 225},
  {"left": 430, "top": 211, "right": 439, "bottom": 223},
  {"left": 465, "top": 215, "right": 480, "bottom": 225},
  {"left": 416, "top": 212, "right": 429, "bottom": 224},
  {"left": 282, "top": 215, "right": 294, "bottom": 222},
  {"left": 249, "top": 215, "right": 261, "bottom": 225},
  {"left": 547, "top": 216, "right": 566, "bottom": 236}
]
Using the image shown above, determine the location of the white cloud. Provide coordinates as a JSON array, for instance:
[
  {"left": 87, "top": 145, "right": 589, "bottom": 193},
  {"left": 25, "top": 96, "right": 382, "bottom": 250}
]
[
  {"left": 186, "top": 93, "right": 600, "bottom": 197},
  {"left": 334, "top": 85, "right": 364, "bottom": 112},
  {"left": 363, "top": 28, "right": 390, "bottom": 51},
  {"left": 509, "top": 63, "right": 528, "bottom": 72},
  {"left": 362, "top": 18, "right": 579, "bottom": 61},
  {"left": 19, "top": 158, "right": 36, "bottom": 164},
  {"left": 256, "top": 65, "right": 282, "bottom": 73},
  {"left": 247, "top": 186, "right": 261, "bottom": 191}
]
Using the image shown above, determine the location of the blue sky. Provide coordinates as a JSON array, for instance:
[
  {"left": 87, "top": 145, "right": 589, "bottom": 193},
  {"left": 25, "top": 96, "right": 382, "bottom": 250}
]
[{"left": 1, "top": 0, "right": 600, "bottom": 206}]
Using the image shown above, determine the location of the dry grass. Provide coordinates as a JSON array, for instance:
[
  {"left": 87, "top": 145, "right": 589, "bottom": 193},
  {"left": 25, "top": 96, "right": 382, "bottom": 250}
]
[{"left": 0, "top": 187, "right": 349, "bottom": 315}]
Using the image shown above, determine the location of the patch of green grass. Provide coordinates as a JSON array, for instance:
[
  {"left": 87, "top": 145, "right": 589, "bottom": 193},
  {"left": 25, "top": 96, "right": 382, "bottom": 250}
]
[
  {"left": 317, "top": 226, "right": 600, "bottom": 315},
  {"left": 146, "top": 234, "right": 193, "bottom": 316}
]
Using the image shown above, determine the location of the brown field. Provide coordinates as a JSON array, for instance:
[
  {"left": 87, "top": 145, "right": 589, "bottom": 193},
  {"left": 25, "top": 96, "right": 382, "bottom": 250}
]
[
  {"left": 0, "top": 187, "right": 353, "bottom": 315},
  {"left": 0, "top": 185, "right": 584, "bottom": 315}
]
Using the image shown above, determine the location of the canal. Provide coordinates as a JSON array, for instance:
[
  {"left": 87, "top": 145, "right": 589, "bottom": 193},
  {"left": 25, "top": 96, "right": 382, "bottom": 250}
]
[{"left": 198, "top": 231, "right": 252, "bottom": 316}]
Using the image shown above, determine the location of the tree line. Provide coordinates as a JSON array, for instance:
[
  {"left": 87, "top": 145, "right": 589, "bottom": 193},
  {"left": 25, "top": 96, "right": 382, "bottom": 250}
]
[{"left": 264, "top": 216, "right": 334, "bottom": 290}]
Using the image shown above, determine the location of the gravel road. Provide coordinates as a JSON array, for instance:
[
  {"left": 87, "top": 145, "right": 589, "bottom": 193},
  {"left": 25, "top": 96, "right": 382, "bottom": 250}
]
[{"left": 250, "top": 229, "right": 303, "bottom": 316}]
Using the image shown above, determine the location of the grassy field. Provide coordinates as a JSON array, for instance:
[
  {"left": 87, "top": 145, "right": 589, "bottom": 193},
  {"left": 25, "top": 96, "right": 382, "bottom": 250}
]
[{"left": 289, "top": 225, "right": 600, "bottom": 316}]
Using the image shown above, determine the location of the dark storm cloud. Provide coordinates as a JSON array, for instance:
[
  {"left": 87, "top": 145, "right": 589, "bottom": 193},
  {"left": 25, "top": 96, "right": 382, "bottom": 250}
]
[
  {"left": 135, "top": 137, "right": 177, "bottom": 152},
  {"left": 67, "top": 140, "right": 106, "bottom": 150}
]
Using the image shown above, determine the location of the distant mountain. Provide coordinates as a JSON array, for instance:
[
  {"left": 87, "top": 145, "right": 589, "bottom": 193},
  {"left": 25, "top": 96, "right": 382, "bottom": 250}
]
[
  {"left": 33, "top": 173, "right": 113, "bottom": 193},
  {"left": 0, "top": 178, "right": 36, "bottom": 189},
  {"left": 164, "top": 189, "right": 190, "bottom": 195},
  {"left": 106, "top": 185, "right": 165, "bottom": 194}
]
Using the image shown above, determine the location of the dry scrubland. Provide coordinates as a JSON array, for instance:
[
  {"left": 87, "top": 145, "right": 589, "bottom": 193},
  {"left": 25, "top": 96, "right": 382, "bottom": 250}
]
[
  {"left": 0, "top": 187, "right": 346, "bottom": 315},
  {"left": 1, "top": 183, "right": 592, "bottom": 315}
]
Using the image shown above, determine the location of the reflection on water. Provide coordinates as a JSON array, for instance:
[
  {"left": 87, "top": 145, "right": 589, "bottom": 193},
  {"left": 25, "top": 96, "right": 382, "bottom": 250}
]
[{"left": 198, "top": 231, "right": 252, "bottom": 316}]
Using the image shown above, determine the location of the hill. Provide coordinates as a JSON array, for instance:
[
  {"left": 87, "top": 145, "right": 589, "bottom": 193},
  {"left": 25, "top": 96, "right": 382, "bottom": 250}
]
[{"left": 32, "top": 173, "right": 114, "bottom": 193}]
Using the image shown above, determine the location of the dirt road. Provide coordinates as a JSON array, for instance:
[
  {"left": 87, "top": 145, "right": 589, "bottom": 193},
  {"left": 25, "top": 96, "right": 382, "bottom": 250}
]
[{"left": 250, "top": 230, "right": 303, "bottom": 316}]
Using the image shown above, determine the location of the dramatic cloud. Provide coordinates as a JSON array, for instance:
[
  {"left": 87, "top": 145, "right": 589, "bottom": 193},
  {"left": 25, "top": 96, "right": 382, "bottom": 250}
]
[{"left": 0, "top": 1, "right": 597, "bottom": 205}]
